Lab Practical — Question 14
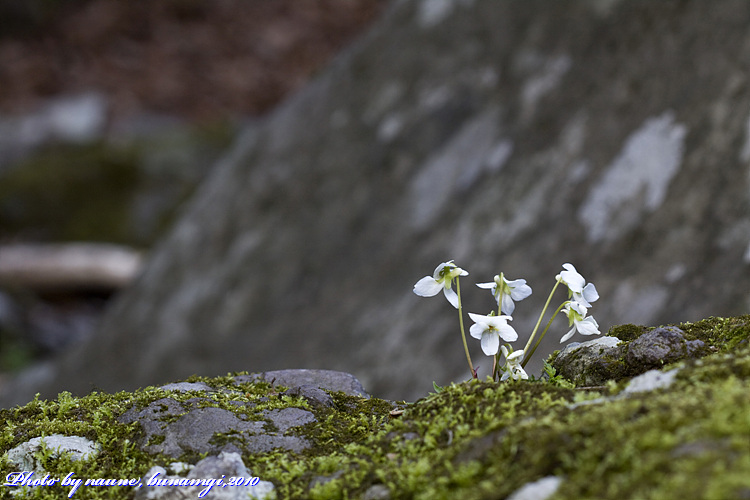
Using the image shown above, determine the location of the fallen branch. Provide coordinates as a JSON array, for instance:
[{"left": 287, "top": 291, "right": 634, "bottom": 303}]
[{"left": 0, "top": 243, "right": 143, "bottom": 290}]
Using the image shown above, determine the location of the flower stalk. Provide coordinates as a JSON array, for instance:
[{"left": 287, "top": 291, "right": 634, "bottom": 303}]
[{"left": 455, "top": 277, "right": 477, "bottom": 378}]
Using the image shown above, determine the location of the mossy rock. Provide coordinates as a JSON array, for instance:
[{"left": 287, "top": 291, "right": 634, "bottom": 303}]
[
  {"left": 550, "top": 315, "right": 749, "bottom": 387},
  {"left": 1, "top": 316, "right": 749, "bottom": 499}
]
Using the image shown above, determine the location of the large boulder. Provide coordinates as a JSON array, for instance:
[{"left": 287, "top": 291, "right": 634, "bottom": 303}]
[
  {"left": 3, "top": 0, "right": 750, "bottom": 405},
  {"left": 1, "top": 316, "right": 749, "bottom": 499}
]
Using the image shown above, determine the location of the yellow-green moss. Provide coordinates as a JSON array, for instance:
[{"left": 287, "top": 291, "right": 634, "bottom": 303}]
[{"left": 1, "top": 316, "right": 750, "bottom": 499}]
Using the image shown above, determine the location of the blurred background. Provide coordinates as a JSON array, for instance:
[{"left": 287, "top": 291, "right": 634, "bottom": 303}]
[
  {"left": 2, "top": 0, "right": 750, "bottom": 405},
  {"left": 0, "top": 0, "right": 386, "bottom": 378}
]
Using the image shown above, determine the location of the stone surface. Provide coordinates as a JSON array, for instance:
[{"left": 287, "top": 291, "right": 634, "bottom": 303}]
[
  {"left": 6, "top": 434, "right": 101, "bottom": 473},
  {"left": 625, "top": 326, "right": 706, "bottom": 367},
  {"left": 0, "top": 315, "right": 749, "bottom": 499},
  {"left": 4, "top": 1, "right": 750, "bottom": 405},
  {"left": 551, "top": 336, "right": 625, "bottom": 386},
  {"left": 552, "top": 327, "right": 708, "bottom": 387},
  {"left": 623, "top": 367, "right": 681, "bottom": 394},
  {"left": 507, "top": 476, "right": 563, "bottom": 500},
  {"left": 117, "top": 371, "right": 339, "bottom": 458},
  {"left": 135, "top": 452, "right": 275, "bottom": 500},
  {"left": 236, "top": 369, "right": 370, "bottom": 398}
]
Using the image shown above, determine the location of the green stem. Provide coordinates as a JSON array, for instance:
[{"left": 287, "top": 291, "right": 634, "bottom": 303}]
[
  {"left": 523, "top": 277, "right": 562, "bottom": 358},
  {"left": 456, "top": 277, "right": 476, "bottom": 379},
  {"left": 522, "top": 302, "right": 566, "bottom": 368}
]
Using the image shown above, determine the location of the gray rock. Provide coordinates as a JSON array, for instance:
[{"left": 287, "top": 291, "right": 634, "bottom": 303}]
[
  {"left": 626, "top": 327, "right": 705, "bottom": 368},
  {"left": 136, "top": 451, "right": 275, "bottom": 500},
  {"left": 5, "top": 1, "right": 750, "bottom": 405},
  {"left": 555, "top": 336, "right": 623, "bottom": 364},
  {"left": 623, "top": 368, "right": 681, "bottom": 394},
  {"left": 552, "top": 336, "right": 625, "bottom": 386},
  {"left": 507, "top": 476, "right": 563, "bottom": 500},
  {"left": 236, "top": 369, "right": 370, "bottom": 398},
  {"left": 362, "top": 484, "right": 391, "bottom": 500},
  {"left": 159, "top": 382, "right": 213, "bottom": 393},
  {"left": 282, "top": 385, "right": 335, "bottom": 409},
  {"left": 553, "top": 328, "right": 709, "bottom": 387},
  {"left": 6, "top": 434, "right": 100, "bottom": 473},
  {"left": 118, "top": 397, "right": 312, "bottom": 458}
]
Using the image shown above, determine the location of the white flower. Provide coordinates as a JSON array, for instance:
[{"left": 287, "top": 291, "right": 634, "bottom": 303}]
[
  {"left": 413, "top": 260, "right": 468, "bottom": 309},
  {"left": 476, "top": 273, "right": 532, "bottom": 315},
  {"left": 560, "top": 300, "right": 600, "bottom": 343},
  {"left": 468, "top": 313, "right": 518, "bottom": 355},
  {"left": 500, "top": 345, "right": 528, "bottom": 381},
  {"left": 557, "top": 263, "right": 599, "bottom": 307}
]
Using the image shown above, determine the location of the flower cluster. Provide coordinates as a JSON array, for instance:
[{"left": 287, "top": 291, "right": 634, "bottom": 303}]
[
  {"left": 557, "top": 263, "right": 600, "bottom": 341},
  {"left": 413, "top": 261, "right": 601, "bottom": 382}
]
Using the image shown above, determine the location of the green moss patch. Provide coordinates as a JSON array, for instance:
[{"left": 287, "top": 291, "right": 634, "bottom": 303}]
[{"left": 1, "top": 316, "right": 750, "bottom": 499}]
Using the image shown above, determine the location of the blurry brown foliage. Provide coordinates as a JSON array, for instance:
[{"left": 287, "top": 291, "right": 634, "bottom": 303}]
[{"left": 0, "top": 0, "right": 387, "bottom": 120}]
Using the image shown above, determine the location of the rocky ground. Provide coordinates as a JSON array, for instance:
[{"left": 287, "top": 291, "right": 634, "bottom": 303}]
[{"left": 1, "top": 315, "right": 748, "bottom": 499}]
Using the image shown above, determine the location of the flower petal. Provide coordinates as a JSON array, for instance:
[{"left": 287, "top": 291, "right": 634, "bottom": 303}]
[
  {"left": 560, "top": 263, "right": 585, "bottom": 293},
  {"left": 469, "top": 323, "right": 484, "bottom": 340},
  {"left": 508, "top": 280, "right": 532, "bottom": 301},
  {"left": 582, "top": 282, "right": 599, "bottom": 304},
  {"left": 481, "top": 332, "right": 500, "bottom": 356},
  {"left": 501, "top": 293, "right": 515, "bottom": 315},
  {"left": 468, "top": 312, "right": 487, "bottom": 323},
  {"left": 500, "top": 345, "right": 510, "bottom": 358},
  {"left": 506, "top": 349, "right": 524, "bottom": 361},
  {"left": 413, "top": 276, "right": 443, "bottom": 297},
  {"left": 476, "top": 282, "right": 496, "bottom": 290},
  {"left": 443, "top": 287, "right": 459, "bottom": 308},
  {"left": 497, "top": 323, "right": 519, "bottom": 342},
  {"left": 576, "top": 316, "right": 600, "bottom": 336},
  {"left": 560, "top": 326, "right": 576, "bottom": 343}
]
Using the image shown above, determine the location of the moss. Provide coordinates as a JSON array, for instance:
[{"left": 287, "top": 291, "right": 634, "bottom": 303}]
[
  {"left": 606, "top": 323, "right": 649, "bottom": 342},
  {"left": 676, "top": 315, "right": 750, "bottom": 351},
  {"left": 0, "top": 141, "right": 141, "bottom": 244},
  {"left": 552, "top": 315, "right": 750, "bottom": 388},
  {"left": 2, "top": 316, "right": 750, "bottom": 499}
]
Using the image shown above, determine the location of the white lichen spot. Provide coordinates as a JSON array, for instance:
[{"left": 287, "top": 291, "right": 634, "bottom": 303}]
[
  {"left": 485, "top": 139, "right": 513, "bottom": 174},
  {"left": 418, "top": 85, "right": 453, "bottom": 111},
  {"left": 520, "top": 55, "right": 572, "bottom": 121},
  {"left": 507, "top": 476, "right": 563, "bottom": 500},
  {"left": 560, "top": 112, "right": 588, "bottom": 156},
  {"left": 623, "top": 368, "right": 681, "bottom": 394},
  {"left": 665, "top": 263, "right": 687, "bottom": 283},
  {"left": 408, "top": 110, "right": 499, "bottom": 229},
  {"left": 7, "top": 435, "right": 101, "bottom": 473},
  {"left": 378, "top": 114, "right": 404, "bottom": 142},
  {"left": 417, "top": 0, "right": 475, "bottom": 28},
  {"left": 569, "top": 160, "right": 592, "bottom": 183},
  {"left": 578, "top": 111, "right": 687, "bottom": 242}
]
